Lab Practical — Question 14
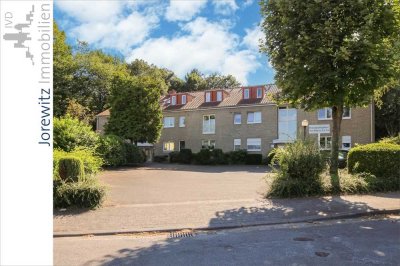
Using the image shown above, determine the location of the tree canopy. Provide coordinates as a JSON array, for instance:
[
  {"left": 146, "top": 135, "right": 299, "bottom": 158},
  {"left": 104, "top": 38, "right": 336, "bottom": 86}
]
[{"left": 260, "top": 0, "right": 400, "bottom": 176}]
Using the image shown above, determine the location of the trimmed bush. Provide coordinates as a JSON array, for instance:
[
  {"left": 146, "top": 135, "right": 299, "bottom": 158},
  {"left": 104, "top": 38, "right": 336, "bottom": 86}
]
[
  {"left": 58, "top": 157, "right": 85, "bottom": 182},
  {"left": 267, "top": 140, "right": 326, "bottom": 197},
  {"left": 124, "top": 143, "right": 146, "bottom": 164},
  {"left": 226, "top": 150, "right": 247, "bottom": 164},
  {"left": 379, "top": 134, "right": 400, "bottom": 145},
  {"left": 96, "top": 134, "right": 127, "bottom": 166},
  {"left": 195, "top": 149, "right": 212, "bottom": 165},
  {"left": 246, "top": 154, "right": 263, "bottom": 165},
  {"left": 54, "top": 149, "right": 103, "bottom": 180},
  {"left": 348, "top": 142, "right": 400, "bottom": 177},
  {"left": 169, "top": 151, "right": 180, "bottom": 163},
  {"left": 154, "top": 155, "right": 168, "bottom": 163},
  {"left": 53, "top": 179, "right": 106, "bottom": 209},
  {"left": 211, "top": 149, "right": 227, "bottom": 164},
  {"left": 178, "top": 149, "right": 193, "bottom": 164}
]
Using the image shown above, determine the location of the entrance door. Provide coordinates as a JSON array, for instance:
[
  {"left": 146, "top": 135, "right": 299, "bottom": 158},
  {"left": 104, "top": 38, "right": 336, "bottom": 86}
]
[
  {"left": 278, "top": 108, "right": 297, "bottom": 141},
  {"left": 179, "top": 140, "right": 186, "bottom": 150}
]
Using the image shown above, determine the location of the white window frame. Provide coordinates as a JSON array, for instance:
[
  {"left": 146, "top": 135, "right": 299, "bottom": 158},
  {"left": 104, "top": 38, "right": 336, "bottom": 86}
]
[
  {"left": 163, "top": 117, "right": 175, "bottom": 128},
  {"left": 171, "top": 96, "right": 176, "bottom": 106},
  {"left": 318, "top": 107, "right": 351, "bottom": 120},
  {"left": 244, "top": 88, "right": 250, "bottom": 99},
  {"left": 234, "top": 113, "right": 242, "bottom": 124},
  {"left": 319, "top": 136, "right": 332, "bottom": 150},
  {"left": 256, "top": 87, "right": 263, "bottom": 98},
  {"left": 342, "top": 135, "right": 351, "bottom": 150},
  {"left": 216, "top": 91, "right": 223, "bottom": 101},
  {"left": 163, "top": 141, "right": 175, "bottom": 152},
  {"left": 202, "top": 140, "right": 216, "bottom": 149},
  {"left": 205, "top": 92, "right": 211, "bottom": 102},
  {"left": 247, "top": 138, "right": 261, "bottom": 151},
  {"left": 181, "top": 95, "right": 187, "bottom": 105},
  {"left": 179, "top": 116, "right": 185, "bottom": 127},
  {"left": 247, "top": 111, "right": 262, "bottom": 124},
  {"left": 234, "top": 139, "right": 241, "bottom": 151},
  {"left": 203, "top": 114, "right": 216, "bottom": 134}
]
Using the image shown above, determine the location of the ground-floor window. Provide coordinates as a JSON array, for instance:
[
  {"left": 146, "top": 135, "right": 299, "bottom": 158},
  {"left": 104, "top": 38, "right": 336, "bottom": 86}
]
[
  {"left": 202, "top": 140, "right": 215, "bottom": 149},
  {"left": 234, "top": 139, "right": 241, "bottom": 151},
  {"left": 342, "top": 136, "right": 351, "bottom": 150},
  {"left": 319, "top": 136, "right": 332, "bottom": 150},
  {"left": 247, "top": 138, "right": 261, "bottom": 151},
  {"left": 163, "top": 141, "right": 175, "bottom": 152}
]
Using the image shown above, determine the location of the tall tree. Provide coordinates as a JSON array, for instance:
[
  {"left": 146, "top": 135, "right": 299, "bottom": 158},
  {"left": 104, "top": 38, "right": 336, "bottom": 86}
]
[
  {"left": 204, "top": 73, "right": 241, "bottom": 89},
  {"left": 375, "top": 86, "right": 400, "bottom": 138},
  {"left": 53, "top": 21, "right": 76, "bottom": 117},
  {"left": 105, "top": 73, "right": 163, "bottom": 144},
  {"left": 184, "top": 69, "right": 206, "bottom": 91},
  {"left": 260, "top": 0, "right": 400, "bottom": 179}
]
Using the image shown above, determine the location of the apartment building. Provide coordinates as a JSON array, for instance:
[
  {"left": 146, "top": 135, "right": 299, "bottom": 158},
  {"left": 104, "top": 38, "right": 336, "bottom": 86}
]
[{"left": 96, "top": 84, "right": 374, "bottom": 158}]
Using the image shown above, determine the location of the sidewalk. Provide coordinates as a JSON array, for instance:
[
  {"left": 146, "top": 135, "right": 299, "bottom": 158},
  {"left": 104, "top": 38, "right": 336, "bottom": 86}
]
[{"left": 54, "top": 192, "right": 400, "bottom": 236}]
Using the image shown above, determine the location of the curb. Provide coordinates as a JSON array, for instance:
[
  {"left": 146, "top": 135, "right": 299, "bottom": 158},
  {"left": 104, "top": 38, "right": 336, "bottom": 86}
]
[{"left": 53, "top": 208, "right": 400, "bottom": 238}]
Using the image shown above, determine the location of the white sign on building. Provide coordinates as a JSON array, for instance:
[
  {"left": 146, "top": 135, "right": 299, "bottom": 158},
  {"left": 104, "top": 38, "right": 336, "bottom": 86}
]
[{"left": 309, "top": 124, "right": 330, "bottom": 134}]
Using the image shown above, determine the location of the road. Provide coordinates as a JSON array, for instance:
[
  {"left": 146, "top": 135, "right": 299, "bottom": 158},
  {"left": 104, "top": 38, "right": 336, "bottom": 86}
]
[{"left": 54, "top": 216, "right": 400, "bottom": 266}]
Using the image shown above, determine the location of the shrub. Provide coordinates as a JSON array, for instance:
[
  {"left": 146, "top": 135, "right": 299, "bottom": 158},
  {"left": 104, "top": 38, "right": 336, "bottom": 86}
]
[
  {"left": 53, "top": 178, "right": 106, "bottom": 209},
  {"left": 154, "top": 155, "right": 168, "bottom": 163},
  {"left": 58, "top": 157, "right": 85, "bottom": 182},
  {"left": 211, "top": 149, "right": 227, "bottom": 165},
  {"left": 54, "top": 149, "right": 103, "bottom": 180},
  {"left": 246, "top": 154, "right": 263, "bottom": 165},
  {"left": 178, "top": 149, "right": 193, "bottom": 164},
  {"left": 227, "top": 150, "right": 247, "bottom": 164},
  {"left": 379, "top": 134, "right": 400, "bottom": 145},
  {"left": 266, "top": 149, "right": 277, "bottom": 165},
  {"left": 96, "top": 134, "right": 127, "bottom": 166},
  {"left": 124, "top": 143, "right": 146, "bottom": 164},
  {"left": 194, "top": 149, "right": 212, "bottom": 165},
  {"left": 348, "top": 142, "right": 400, "bottom": 178},
  {"left": 169, "top": 151, "right": 180, "bottom": 163},
  {"left": 267, "top": 140, "right": 326, "bottom": 197},
  {"left": 54, "top": 116, "right": 99, "bottom": 152}
]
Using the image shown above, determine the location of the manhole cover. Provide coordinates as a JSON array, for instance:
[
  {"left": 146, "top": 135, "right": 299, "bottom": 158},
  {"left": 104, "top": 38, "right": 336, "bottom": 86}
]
[
  {"left": 315, "top": 251, "right": 330, "bottom": 257},
  {"left": 293, "top": 237, "right": 314, "bottom": 241}
]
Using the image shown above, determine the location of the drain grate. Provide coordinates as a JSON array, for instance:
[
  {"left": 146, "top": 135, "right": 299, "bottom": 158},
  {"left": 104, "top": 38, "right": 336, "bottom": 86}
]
[{"left": 169, "top": 231, "right": 194, "bottom": 238}]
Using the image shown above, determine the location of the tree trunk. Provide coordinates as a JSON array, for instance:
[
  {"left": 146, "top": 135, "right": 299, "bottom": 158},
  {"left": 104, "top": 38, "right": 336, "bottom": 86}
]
[{"left": 330, "top": 105, "right": 343, "bottom": 189}]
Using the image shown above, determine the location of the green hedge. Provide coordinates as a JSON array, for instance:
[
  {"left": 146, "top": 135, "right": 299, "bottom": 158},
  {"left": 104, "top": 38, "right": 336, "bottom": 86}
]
[
  {"left": 348, "top": 143, "right": 400, "bottom": 177},
  {"left": 96, "top": 135, "right": 127, "bottom": 166},
  {"left": 53, "top": 179, "right": 106, "bottom": 209},
  {"left": 245, "top": 154, "right": 263, "bottom": 165},
  {"left": 58, "top": 157, "right": 85, "bottom": 182},
  {"left": 226, "top": 150, "right": 247, "bottom": 164},
  {"left": 124, "top": 143, "right": 146, "bottom": 164},
  {"left": 169, "top": 149, "right": 193, "bottom": 164}
]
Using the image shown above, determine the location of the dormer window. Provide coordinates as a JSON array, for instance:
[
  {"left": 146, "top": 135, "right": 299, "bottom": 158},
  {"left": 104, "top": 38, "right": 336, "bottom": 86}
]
[
  {"left": 256, "top": 87, "right": 263, "bottom": 98},
  {"left": 216, "top": 91, "right": 222, "bottom": 102},
  {"left": 182, "top": 94, "right": 187, "bottom": 104},
  {"left": 205, "top": 92, "right": 211, "bottom": 102},
  {"left": 171, "top": 95, "right": 177, "bottom": 105},
  {"left": 244, "top": 89, "right": 250, "bottom": 99}
]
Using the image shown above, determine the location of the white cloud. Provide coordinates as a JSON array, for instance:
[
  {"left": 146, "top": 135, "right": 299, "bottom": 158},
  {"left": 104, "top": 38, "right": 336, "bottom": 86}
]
[
  {"left": 127, "top": 17, "right": 260, "bottom": 84},
  {"left": 243, "top": 0, "right": 254, "bottom": 8},
  {"left": 242, "top": 25, "right": 264, "bottom": 52},
  {"left": 165, "top": 0, "right": 208, "bottom": 22},
  {"left": 55, "top": 1, "right": 159, "bottom": 53},
  {"left": 212, "top": 0, "right": 238, "bottom": 15}
]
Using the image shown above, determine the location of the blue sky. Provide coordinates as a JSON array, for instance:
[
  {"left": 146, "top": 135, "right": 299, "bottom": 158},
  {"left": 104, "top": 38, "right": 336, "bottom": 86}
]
[{"left": 54, "top": 0, "right": 275, "bottom": 85}]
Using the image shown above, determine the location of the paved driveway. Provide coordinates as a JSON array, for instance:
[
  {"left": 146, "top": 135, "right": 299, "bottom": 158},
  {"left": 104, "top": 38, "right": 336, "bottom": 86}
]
[{"left": 100, "top": 163, "right": 269, "bottom": 207}]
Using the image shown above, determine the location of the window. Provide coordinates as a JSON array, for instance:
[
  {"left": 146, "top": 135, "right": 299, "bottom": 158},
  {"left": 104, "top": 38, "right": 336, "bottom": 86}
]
[
  {"left": 179, "top": 140, "right": 186, "bottom": 150},
  {"left": 171, "top": 96, "right": 176, "bottom": 105},
  {"left": 234, "top": 113, "right": 241, "bottom": 124},
  {"left": 278, "top": 108, "right": 297, "bottom": 141},
  {"left": 202, "top": 140, "right": 216, "bottom": 149},
  {"left": 342, "top": 136, "right": 351, "bottom": 150},
  {"left": 203, "top": 115, "right": 215, "bottom": 134},
  {"left": 163, "top": 117, "right": 174, "bottom": 128},
  {"left": 182, "top": 95, "right": 187, "bottom": 105},
  {"left": 205, "top": 92, "right": 211, "bottom": 102},
  {"left": 318, "top": 107, "right": 351, "bottom": 120},
  {"left": 179, "top": 116, "right": 185, "bottom": 127},
  {"left": 217, "top": 91, "right": 223, "bottom": 101},
  {"left": 247, "top": 112, "right": 261, "bottom": 124},
  {"left": 256, "top": 87, "right": 263, "bottom": 98},
  {"left": 247, "top": 138, "right": 261, "bottom": 151},
  {"left": 319, "top": 136, "right": 332, "bottom": 150},
  {"left": 163, "top": 141, "right": 174, "bottom": 152},
  {"left": 244, "top": 88, "right": 250, "bottom": 99},
  {"left": 234, "top": 139, "right": 241, "bottom": 151}
]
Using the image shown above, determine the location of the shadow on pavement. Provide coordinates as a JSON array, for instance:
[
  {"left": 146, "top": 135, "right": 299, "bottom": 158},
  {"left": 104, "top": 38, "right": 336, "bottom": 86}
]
[{"left": 83, "top": 196, "right": 380, "bottom": 265}]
